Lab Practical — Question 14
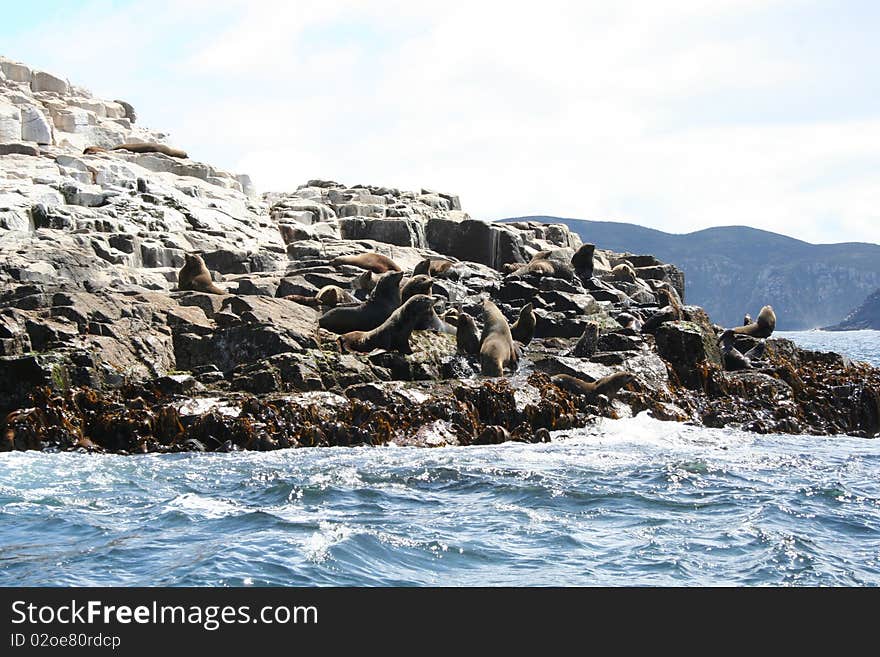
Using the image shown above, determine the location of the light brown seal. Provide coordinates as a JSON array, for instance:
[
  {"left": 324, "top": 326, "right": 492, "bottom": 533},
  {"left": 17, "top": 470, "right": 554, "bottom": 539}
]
[
  {"left": 479, "top": 299, "right": 518, "bottom": 376},
  {"left": 413, "top": 258, "right": 455, "bottom": 277},
  {"left": 400, "top": 274, "right": 433, "bottom": 302},
  {"left": 330, "top": 253, "right": 401, "bottom": 274},
  {"left": 338, "top": 294, "right": 435, "bottom": 354},
  {"left": 84, "top": 142, "right": 188, "bottom": 158},
  {"left": 510, "top": 303, "right": 536, "bottom": 345},
  {"left": 178, "top": 254, "right": 224, "bottom": 294},
  {"left": 724, "top": 305, "right": 776, "bottom": 339},
  {"left": 318, "top": 270, "right": 403, "bottom": 333},
  {"left": 551, "top": 372, "right": 636, "bottom": 401},
  {"left": 609, "top": 263, "right": 637, "bottom": 283}
]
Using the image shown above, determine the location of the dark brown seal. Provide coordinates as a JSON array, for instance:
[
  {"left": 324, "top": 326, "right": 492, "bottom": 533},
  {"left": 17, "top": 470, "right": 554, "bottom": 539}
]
[
  {"left": 479, "top": 299, "right": 518, "bottom": 376},
  {"left": 338, "top": 294, "right": 435, "bottom": 354},
  {"left": 571, "top": 243, "right": 595, "bottom": 279},
  {"left": 318, "top": 271, "right": 403, "bottom": 334},
  {"left": 330, "top": 253, "right": 401, "bottom": 274},
  {"left": 84, "top": 142, "right": 188, "bottom": 158},
  {"left": 285, "top": 285, "right": 357, "bottom": 307},
  {"left": 400, "top": 274, "right": 433, "bottom": 302},
  {"left": 456, "top": 312, "right": 480, "bottom": 355},
  {"left": 510, "top": 303, "right": 536, "bottom": 345},
  {"left": 178, "top": 253, "right": 225, "bottom": 294},
  {"left": 551, "top": 372, "right": 636, "bottom": 401}
]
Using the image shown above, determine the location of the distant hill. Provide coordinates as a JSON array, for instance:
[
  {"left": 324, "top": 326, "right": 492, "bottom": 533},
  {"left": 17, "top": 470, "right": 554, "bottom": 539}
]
[
  {"left": 501, "top": 217, "right": 880, "bottom": 330},
  {"left": 825, "top": 288, "right": 880, "bottom": 330}
]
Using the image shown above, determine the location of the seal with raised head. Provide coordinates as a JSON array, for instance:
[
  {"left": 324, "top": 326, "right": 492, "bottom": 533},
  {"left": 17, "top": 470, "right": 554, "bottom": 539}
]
[
  {"left": 551, "top": 371, "right": 636, "bottom": 401},
  {"left": 726, "top": 305, "right": 776, "bottom": 339},
  {"left": 479, "top": 299, "right": 518, "bottom": 376},
  {"left": 400, "top": 274, "right": 433, "bottom": 302},
  {"left": 178, "top": 253, "right": 225, "bottom": 295},
  {"left": 330, "top": 253, "right": 401, "bottom": 274},
  {"left": 510, "top": 302, "right": 536, "bottom": 345},
  {"left": 338, "top": 294, "right": 435, "bottom": 354},
  {"left": 456, "top": 312, "right": 480, "bottom": 355},
  {"left": 319, "top": 270, "right": 403, "bottom": 334},
  {"left": 84, "top": 142, "right": 188, "bottom": 158},
  {"left": 571, "top": 243, "right": 595, "bottom": 280}
]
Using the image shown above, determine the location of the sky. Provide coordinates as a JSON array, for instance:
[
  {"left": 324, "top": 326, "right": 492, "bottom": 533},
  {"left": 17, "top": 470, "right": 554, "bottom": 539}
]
[{"left": 2, "top": 0, "right": 879, "bottom": 244}]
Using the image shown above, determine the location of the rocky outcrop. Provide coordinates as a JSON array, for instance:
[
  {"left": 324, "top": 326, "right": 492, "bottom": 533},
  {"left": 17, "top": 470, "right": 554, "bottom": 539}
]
[
  {"left": 1, "top": 55, "right": 878, "bottom": 454},
  {"left": 824, "top": 288, "right": 880, "bottom": 331}
]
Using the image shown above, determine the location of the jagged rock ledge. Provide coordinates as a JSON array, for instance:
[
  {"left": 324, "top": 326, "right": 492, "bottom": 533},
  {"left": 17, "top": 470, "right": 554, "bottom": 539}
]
[{"left": 1, "top": 55, "right": 878, "bottom": 453}]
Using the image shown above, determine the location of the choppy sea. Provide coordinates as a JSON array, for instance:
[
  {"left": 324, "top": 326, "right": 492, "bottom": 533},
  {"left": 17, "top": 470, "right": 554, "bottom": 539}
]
[{"left": 1, "top": 330, "right": 878, "bottom": 586}]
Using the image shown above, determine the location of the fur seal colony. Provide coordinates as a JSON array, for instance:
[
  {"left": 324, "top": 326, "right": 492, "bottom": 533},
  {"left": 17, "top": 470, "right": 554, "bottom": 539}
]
[
  {"left": 319, "top": 270, "right": 404, "bottom": 333},
  {"left": 83, "top": 142, "right": 188, "bottom": 158},
  {"left": 178, "top": 254, "right": 225, "bottom": 295}
]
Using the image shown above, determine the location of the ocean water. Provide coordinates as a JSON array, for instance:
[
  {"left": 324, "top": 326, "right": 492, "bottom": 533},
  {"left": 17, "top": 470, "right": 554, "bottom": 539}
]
[{"left": 1, "top": 330, "right": 879, "bottom": 587}]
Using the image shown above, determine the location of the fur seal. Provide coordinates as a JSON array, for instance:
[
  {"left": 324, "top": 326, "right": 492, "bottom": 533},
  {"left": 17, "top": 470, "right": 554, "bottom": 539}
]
[
  {"left": 570, "top": 321, "right": 599, "bottom": 357},
  {"left": 330, "top": 253, "right": 401, "bottom": 274},
  {"left": 507, "top": 258, "right": 575, "bottom": 281},
  {"left": 510, "top": 303, "right": 536, "bottom": 345},
  {"left": 413, "top": 258, "right": 456, "bottom": 277},
  {"left": 571, "top": 243, "right": 595, "bottom": 279},
  {"left": 338, "top": 294, "right": 435, "bottom": 354},
  {"left": 479, "top": 299, "right": 518, "bottom": 376},
  {"left": 400, "top": 274, "right": 433, "bottom": 302},
  {"left": 723, "top": 305, "right": 776, "bottom": 339},
  {"left": 83, "top": 142, "right": 188, "bottom": 158},
  {"left": 616, "top": 312, "right": 641, "bottom": 331},
  {"left": 178, "top": 254, "right": 225, "bottom": 294},
  {"left": 285, "top": 285, "right": 357, "bottom": 307},
  {"left": 551, "top": 372, "right": 636, "bottom": 401},
  {"left": 319, "top": 270, "right": 403, "bottom": 333},
  {"left": 641, "top": 287, "right": 684, "bottom": 334},
  {"left": 609, "top": 263, "right": 637, "bottom": 283},
  {"left": 456, "top": 312, "right": 480, "bottom": 355}
]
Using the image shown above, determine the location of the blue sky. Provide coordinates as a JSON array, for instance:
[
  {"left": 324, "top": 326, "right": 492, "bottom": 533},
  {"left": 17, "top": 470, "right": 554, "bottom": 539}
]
[{"left": 2, "top": 0, "right": 879, "bottom": 244}]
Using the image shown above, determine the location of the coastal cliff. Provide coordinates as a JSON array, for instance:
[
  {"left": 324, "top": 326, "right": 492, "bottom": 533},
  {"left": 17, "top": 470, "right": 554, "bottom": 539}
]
[
  {"left": 1, "top": 55, "right": 879, "bottom": 453},
  {"left": 824, "top": 288, "right": 880, "bottom": 331}
]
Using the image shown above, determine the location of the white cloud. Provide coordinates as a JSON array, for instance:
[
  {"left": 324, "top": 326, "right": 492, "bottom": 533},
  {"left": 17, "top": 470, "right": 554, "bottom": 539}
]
[{"left": 4, "top": 0, "right": 879, "bottom": 244}]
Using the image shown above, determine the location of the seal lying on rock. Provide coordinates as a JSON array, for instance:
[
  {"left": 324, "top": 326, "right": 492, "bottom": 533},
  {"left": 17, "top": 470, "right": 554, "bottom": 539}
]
[
  {"left": 609, "top": 263, "right": 637, "bottom": 283},
  {"left": 178, "top": 254, "right": 225, "bottom": 294},
  {"left": 510, "top": 303, "right": 536, "bottom": 345},
  {"left": 506, "top": 257, "right": 575, "bottom": 281},
  {"left": 338, "top": 294, "right": 435, "bottom": 354},
  {"left": 457, "top": 312, "right": 480, "bottom": 355},
  {"left": 330, "top": 253, "right": 401, "bottom": 273},
  {"left": 400, "top": 274, "right": 433, "bottom": 302},
  {"left": 319, "top": 271, "right": 403, "bottom": 333},
  {"left": 480, "top": 299, "right": 518, "bottom": 376},
  {"left": 285, "top": 285, "right": 357, "bottom": 307},
  {"left": 551, "top": 372, "right": 636, "bottom": 401},
  {"left": 413, "top": 258, "right": 455, "bottom": 277},
  {"left": 84, "top": 142, "right": 188, "bottom": 158}
]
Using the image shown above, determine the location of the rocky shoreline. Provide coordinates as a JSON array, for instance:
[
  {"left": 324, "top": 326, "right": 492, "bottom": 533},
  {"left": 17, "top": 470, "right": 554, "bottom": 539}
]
[{"left": 1, "top": 56, "right": 879, "bottom": 454}]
